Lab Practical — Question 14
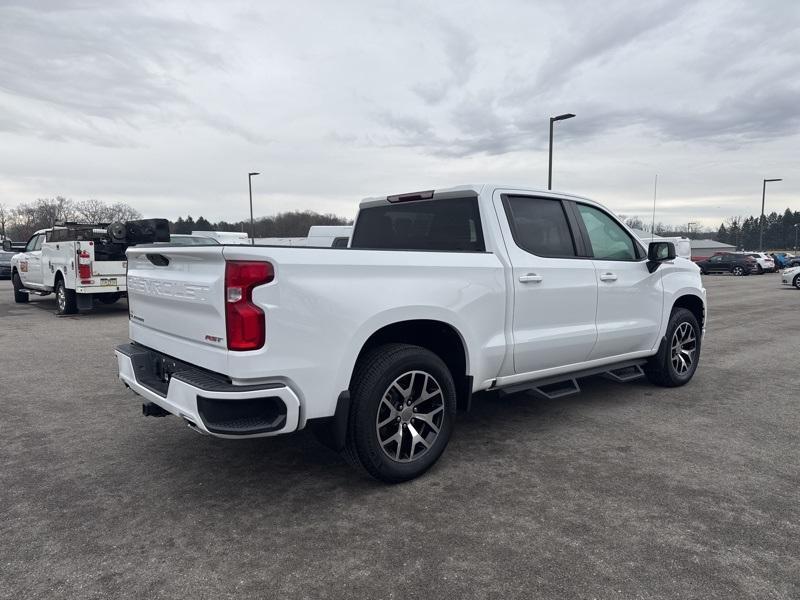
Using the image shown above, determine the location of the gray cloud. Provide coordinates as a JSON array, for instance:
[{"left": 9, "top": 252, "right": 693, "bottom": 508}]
[
  {"left": 0, "top": 1, "right": 263, "bottom": 144},
  {"left": 0, "top": 0, "right": 797, "bottom": 228}
]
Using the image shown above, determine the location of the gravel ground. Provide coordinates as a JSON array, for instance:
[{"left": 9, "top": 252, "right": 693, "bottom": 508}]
[{"left": 1, "top": 274, "right": 798, "bottom": 599}]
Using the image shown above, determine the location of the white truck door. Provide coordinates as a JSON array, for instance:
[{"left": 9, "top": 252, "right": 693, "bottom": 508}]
[
  {"left": 18, "top": 233, "right": 45, "bottom": 288},
  {"left": 494, "top": 192, "right": 598, "bottom": 373},
  {"left": 573, "top": 203, "right": 663, "bottom": 360}
]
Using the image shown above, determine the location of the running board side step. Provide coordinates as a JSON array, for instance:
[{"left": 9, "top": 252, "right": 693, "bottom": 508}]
[
  {"left": 602, "top": 364, "right": 645, "bottom": 383},
  {"left": 20, "top": 288, "right": 49, "bottom": 296},
  {"left": 532, "top": 378, "right": 580, "bottom": 400},
  {"left": 495, "top": 359, "right": 648, "bottom": 398}
]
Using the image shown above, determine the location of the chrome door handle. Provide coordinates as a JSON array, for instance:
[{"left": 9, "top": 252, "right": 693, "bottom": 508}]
[
  {"left": 519, "top": 274, "right": 543, "bottom": 283},
  {"left": 599, "top": 272, "right": 617, "bottom": 282}
]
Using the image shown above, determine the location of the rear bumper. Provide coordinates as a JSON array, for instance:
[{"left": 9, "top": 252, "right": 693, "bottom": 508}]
[{"left": 115, "top": 343, "right": 300, "bottom": 438}]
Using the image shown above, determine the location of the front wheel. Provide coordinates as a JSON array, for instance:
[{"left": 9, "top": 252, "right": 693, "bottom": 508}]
[
  {"left": 55, "top": 279, "right": 78, "bottom": 315},
  {"left": 645, "top": 308, "right": 701, "bottom": 387},
  {"left": 731, "top": 265, "right": 745, "bottom": 276},
  {"left": 344, "top": 343, "right": 456, "bottom": 483},
  {"left": 794, "top": 274, "right": 800, "bottom": 290},
  {"left": 12, "top": 272, "right": 28, "bottom": 303}
]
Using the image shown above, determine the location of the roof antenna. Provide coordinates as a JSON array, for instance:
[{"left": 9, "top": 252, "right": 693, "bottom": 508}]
[{"left": 650, "top": 174, "right": 658, "bottom": 240}]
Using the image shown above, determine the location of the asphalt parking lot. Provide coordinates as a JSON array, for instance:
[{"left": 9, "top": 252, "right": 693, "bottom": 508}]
[{"left": 1, "top": 274, "right": 798, "bottom": 599}]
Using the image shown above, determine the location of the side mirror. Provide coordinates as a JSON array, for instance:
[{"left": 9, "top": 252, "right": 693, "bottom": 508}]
[
  {"left": 2, "top": 240, "right": 12, "bottom": 252},
  {"left": 647, "top": 241, "right": 676, "bottom": 272}
]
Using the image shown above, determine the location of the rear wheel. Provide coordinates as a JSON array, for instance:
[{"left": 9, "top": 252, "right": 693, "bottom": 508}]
[
  {"left": 731, "top": 265, "right": 745, "bottom": 276},
  {"left": 645, "top": 308, "right": 701, "bottom": 387},
  {"left": 55, "top": 279, "right": 78, "bottom": 315},
  {"left": 756, "top": 264, "right": 763, "bottom": 274},
  {"left": 12, "top": 272, "right": 28, "bottom": 303},
  {"left": 344, "top": 343, "right": 456, "bottom": 483}
]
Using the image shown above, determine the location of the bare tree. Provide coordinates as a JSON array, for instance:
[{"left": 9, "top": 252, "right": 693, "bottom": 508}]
[
  {"left": 0, "top": 203, "right": 7, "bottom": 240},
  {"left": 74, "top": 199, "right": 109, "bottom": 222}
]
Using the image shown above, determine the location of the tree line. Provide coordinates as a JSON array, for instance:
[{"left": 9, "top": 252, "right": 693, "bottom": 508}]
[
  {"left": 620, "top": 209, "right": 800, "bottom": 250},
  {"left": 715, "top": 209, "right": 800, "bottom": 251},
  {"left": 0, "top": 197, "right": 350, "bottom": 242},
  {"left": 171, "top": 211, "right": 351, "bottom": 238},
  {"left": 0, "top": 198, "right": 141, "bottom": 241}
]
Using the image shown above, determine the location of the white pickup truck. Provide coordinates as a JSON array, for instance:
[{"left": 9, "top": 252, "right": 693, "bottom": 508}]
[
  {"left": 116, "top": 185, "right": 706, "bottom": 482},
  {"left": 7, "top": 220, "right": 169, "bottom": 315}
]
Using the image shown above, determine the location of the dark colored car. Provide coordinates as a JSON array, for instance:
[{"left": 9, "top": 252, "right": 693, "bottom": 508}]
[
  {"left": 696, "top": 252, "right": 758, "bottom": 276},
  {"left": 0, "top": 248, "right": 14, "bottom": 279}
]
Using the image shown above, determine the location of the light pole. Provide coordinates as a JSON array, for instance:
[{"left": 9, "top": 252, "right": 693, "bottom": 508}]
[
  {"left": 794, "top": 223, "right": 798, "bottom": 252},
  {"left": 548, "top": 113, "right": 575, "bottom": 190},
  {"left": 248, "top": 172, "right": 260, "bottom": 245},
  {"left": 759, "top": 178, "right": 782, "bottom": 250}
]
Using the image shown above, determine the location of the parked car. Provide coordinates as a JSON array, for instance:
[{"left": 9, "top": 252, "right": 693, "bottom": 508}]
[
  {"left": 742, "top": 252, "right": 775, "bottom": 273},
  {"left": 116, "top": 184, "right": 706, "bottom": 482},
  {"left": 781, "top": 266, "right": 800, "bottom": 289},
  {"left": 0, "top": 246, "right": 15, "bottom": 278},
  {"left": 771, "top": 253, "right": 794, "bottom": 269},
  {"left": 696, "top": 252, "right": 758, "bottom": 276},
  {"left": 163, "top": 234, "right": 220, "bottom": 246}
]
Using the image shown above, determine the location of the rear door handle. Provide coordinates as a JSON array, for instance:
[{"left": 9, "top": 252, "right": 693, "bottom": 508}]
[
  {"left": 599, "top": 272, "right": 618, "bottom": 282},
  {"left": 519, "top": 274, "right": 543, "bottom": 283}
]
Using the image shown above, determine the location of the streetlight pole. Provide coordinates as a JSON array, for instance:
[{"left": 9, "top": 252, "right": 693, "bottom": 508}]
[
  {"left": 548, "top": 113, "right": 576, "bottom": 190},
  {"left": 759, "top": 178, "right": 782, "bottom": 250},
  {"left": 248, "top": 172, "right": 260, "bottom": 246},
  {"left": 794, "top": 224, "right": 799, "bottom": 252}
]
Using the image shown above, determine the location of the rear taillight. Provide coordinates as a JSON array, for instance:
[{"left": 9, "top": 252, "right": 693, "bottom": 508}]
[
  {"left": 78, "top": 249, "right": 92, "bottom": 280},
  {"left": 225, "top": 261, "right": 274, "bottom": 351}
]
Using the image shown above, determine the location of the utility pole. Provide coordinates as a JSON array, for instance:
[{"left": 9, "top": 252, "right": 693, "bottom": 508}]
[
  {"left": 759, "top": 178, "right": 782, "bottom": 250},
  {"left": 548, "top": 113, "right": 575, "bottom": 190},
  {"left": 248, "top": 172, "right": 260, "bottom": 246}
]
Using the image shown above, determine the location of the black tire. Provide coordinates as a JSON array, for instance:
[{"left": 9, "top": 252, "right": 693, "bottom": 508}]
[
  {"left": 794, "top": 274, "right": 800, "bottom": 290},
  {"left": 731, "top": 265, "right": 745, "bottom": 276},
  {"left": 97, "top": 293, "right": 121, "bottom": 304},
  {"left": 344, "top": 343, "right": 457, "bottom": 483},
  {"left": 756, "top": 264, "right": 763, "bottom": 274},
  {"left": 12, "top": 272, "right": 28, "bottom": 303},
  {"left": 55, "top": 278, "right": 78, "bottom": 315},
  {"left": 645, "top": 308, "right": 701, "bottom": 388}
]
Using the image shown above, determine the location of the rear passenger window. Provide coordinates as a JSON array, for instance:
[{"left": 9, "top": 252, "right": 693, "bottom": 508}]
[
  {"left": 577, "top": 204, "right": 639, "bottom": 261},
  {"left": 502, "top": 196, "right": 576, "bottom": 257},
  {"left": 350, "top": 197, "right": 484, "bottom": 252}
]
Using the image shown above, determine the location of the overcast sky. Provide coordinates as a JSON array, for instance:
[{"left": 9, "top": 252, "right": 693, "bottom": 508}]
[{"left": 0, "top": 0, "right": 797, "bottom": 227}]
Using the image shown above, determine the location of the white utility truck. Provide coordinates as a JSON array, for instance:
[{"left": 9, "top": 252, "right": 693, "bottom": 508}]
[
  {"left": 7, "top": 219, "right": 169, "bottom": 315},
  {"left": 116, "top": 185, "right": 706, "bottom": 482}
]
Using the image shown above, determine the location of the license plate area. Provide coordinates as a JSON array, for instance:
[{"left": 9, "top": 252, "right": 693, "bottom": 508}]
[{"left": 100, "top": 278, "right": 118, "bottom": 286}]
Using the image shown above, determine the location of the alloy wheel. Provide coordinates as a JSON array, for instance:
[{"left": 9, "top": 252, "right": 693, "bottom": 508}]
[
  {"left": 670, "top": 322, "right": 697, "bottom": 375},
  {"left": 57, "top": 286, "right": 65, "bottom": 312},
  {"left": 375, "top": 370, "right": 445, "bottom": 463},
  {"left": 732, "top": 266, "right": 744, "bottom": 276}
]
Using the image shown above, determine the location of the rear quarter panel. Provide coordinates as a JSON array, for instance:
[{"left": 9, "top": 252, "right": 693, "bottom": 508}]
[{"left": 218, "top": 245, "right": 508, "bottom": 422}]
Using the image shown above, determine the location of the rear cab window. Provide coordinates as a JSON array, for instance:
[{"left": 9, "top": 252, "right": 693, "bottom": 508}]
[
  {"left": 501, "top": 195, "right": 577, "bottom": 257},
  {"left": 350, "top": 196, "right": 485, "bottom": 252}
]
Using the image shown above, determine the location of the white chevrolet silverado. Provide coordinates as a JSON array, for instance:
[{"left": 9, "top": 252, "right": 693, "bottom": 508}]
[{"left": 116, "top": 185, "right": 706, "bottom": 482}]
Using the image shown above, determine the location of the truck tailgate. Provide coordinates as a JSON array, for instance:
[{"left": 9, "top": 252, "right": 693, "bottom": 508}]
[{"left": 126, "top": 246, "right": 227, "bottom": 359}]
